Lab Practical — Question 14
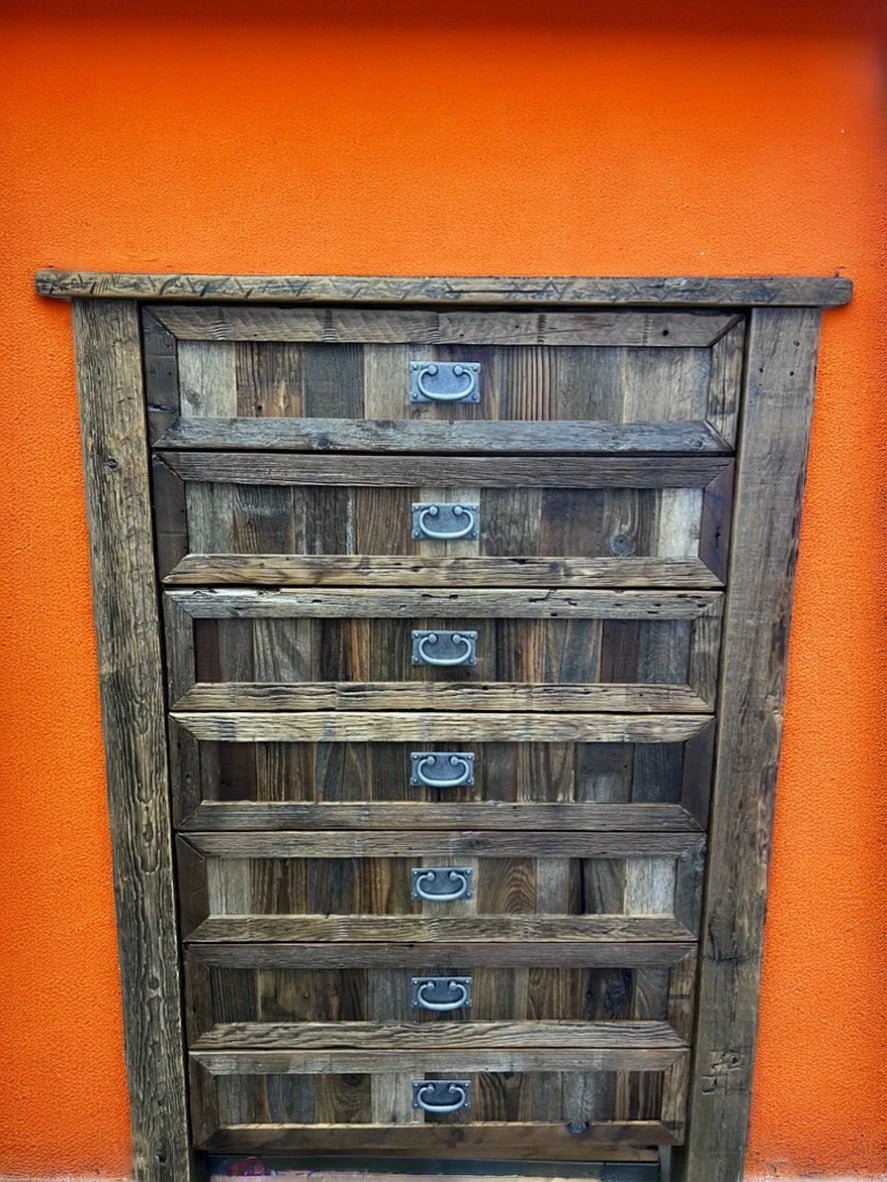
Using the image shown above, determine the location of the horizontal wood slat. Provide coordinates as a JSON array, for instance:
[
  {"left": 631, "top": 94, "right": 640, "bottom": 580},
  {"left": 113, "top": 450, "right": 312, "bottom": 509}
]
[
  {"left": 193, "top": 1048, "right": 686, "bottom": 1074},
  {"left": 192, "top": 1020, "right": 686, "bottom": 1051},
  {"left": 155, "top": 418, "right": 731, "bottom": 453},
  {"left": 179, "top": 801, "right": 702, "bottom": 832},
  {"left": 168, "top": 588, "right": 721, "bottom": 618},
  {"left": 183, "top": 830, "right": 703, "bottom": 859},
  {"left": 188, "top": 942, "right": 694, "bottom": 969},
  {"left": 172, "top": 711, "right": 711, "bottom": 743},
  {"left": 148, "top": 306, "right": 739, "bottom": 347},
  {"left": 159, "top": 452, "right": 730, "bottom": 488},
  {"left": 36, "top": 270, "right": 853, "bottom": 306},
  {"left": 177, "top": 683, "right": 710, "bottom": 715},
  {"left": 164, "top": 554, "right": 724, "bottom": 588},
  {"left": 186, "top": 916, "right": 695, "bottom": 944},
  {"left": 201, "top": 1122, "right": 673, "bottom": 1156}
]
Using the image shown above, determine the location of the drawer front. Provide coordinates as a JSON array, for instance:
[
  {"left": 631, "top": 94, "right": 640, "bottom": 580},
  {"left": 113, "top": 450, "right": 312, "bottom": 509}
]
[
  {"left": 176, "top": 832, "right": 705, "bottom": 942},
  {"left": 170, "top": 724, "right": 714, "bottom": 831},
  {"left": 184, "top": 947, "right": 697, "bottom": 1038},
  {"left": 165, "top": 588, "right": 722, "bottom": 714},
  {"left": 154, "top": 455, "right": 733, "bottom": 588},
  {"left": 189, "top": 1054, "right": 688, "bottom": 1153},
  {"left": 145, "top": 305, "right": 744, "bottom": 443}
]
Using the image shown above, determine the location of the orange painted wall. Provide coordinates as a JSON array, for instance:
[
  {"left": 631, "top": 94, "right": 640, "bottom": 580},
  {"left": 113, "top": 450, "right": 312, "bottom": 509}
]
[{"left": 0, "top": 5, "right": 884, "bottom": 1178}]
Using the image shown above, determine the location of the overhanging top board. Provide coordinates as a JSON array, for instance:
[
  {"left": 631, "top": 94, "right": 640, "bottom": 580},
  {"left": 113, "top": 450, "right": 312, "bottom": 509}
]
[{"left": 35, "top": 270, "right": 852, "bottom": 307}]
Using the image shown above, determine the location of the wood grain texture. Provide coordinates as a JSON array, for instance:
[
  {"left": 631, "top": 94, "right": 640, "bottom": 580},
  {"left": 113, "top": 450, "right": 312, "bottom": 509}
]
[
  {"left": 159, "top": 452, "right": 730, "bottom": 488},
  {"left": 164, "top": 554, "right": 723, "bottom": 587},
  {"left": 173, "top": 711, "right": 710, "bottom": 743},
  {"left": 189, "top": 943, "right": 694, "bottom": 969},
  {"left": 142, "top": 309, "right": 180, "bottom": 444},
  {"left": 185, "top": 830, "right": 702, "bottom": 858},
  {"left": 677, "top": 308, "right": 823, "bottom": 1182},
  {"left": 192, "top": 1021, "right": 687, "bottom": 1050},
  {"left": 186, "top": 915, "right": 695, "bottom": 944},
  {"left": 148, "top": 305, "right": 738, "bottom": 346},
  {"left": 171, "top": 589, "right": 720, "bottom": 710},
  {"left": 71, "top": 300, "right": 190, "bottom": 1182},
  {"left": 180, "top": 802, "right": 702, "bottom": 832},
  {"left": 201, "top": 1121, "right": 674, "bottom": 1157},
  {"left": 155, "top": 417, "right": 730, "bottom": 452},
  {"left": 169, "top": 588, "right": 721, "bottom": 618},
  {"left": 194, "top": 1048, "right": 685, "bottom": 1074},
  {"left": 36, "top": 270, "right": 853, "bottom": 306},
  {"left": 184, "top": 957, "right": 696, "bottom": 1035}
]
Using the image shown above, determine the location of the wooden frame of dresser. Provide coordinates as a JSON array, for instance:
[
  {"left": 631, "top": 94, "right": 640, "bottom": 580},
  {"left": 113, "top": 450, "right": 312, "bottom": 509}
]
[{"left": 37, "top": 270, "right": 851, "bottom": 1182}]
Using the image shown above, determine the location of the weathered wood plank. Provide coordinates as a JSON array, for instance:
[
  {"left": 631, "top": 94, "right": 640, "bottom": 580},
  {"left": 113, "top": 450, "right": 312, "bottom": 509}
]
[
  {"left": 164, "top": 554, "right": 724, "bottom": 588},
  {"left": 180, "top": 801, "right": 702, "bottom": 832},
  {"left": 141, "top": 309, "right": 180, "bottom": 444},
  {"left": 147, "top": 305, "right": 737, "bottom": 347},
  {"left": 193, "top": 1020, "right": 687, "bottom": 1051},
  {"left": 71, "top": 300, "right": 190, "bottom": 1182},
  {"left": 175, "top": 682, "right": 710, "bottom": 714},
  {"left": 195, "top": 1048, "right": 685, "bottom": 1075},
  {"left": 189, "top": 942, "right": 694, "bottom": 970},
  {"left": 154, "top": 417, "right": 730, "bottom": 453},
  {"left": 202, "top": 1121, "right": 671, "bottom": 1156},
  {"left": 185, "top": 831, "right": 701, "bottom": 859},
  {"left": 36, "top": 270, "right": 853, "bottom": 306},
  {"left": 678, "top": 307, "right": 824, "bottom": 1182},
  {"left": 186, "top": 916, "right": 695, "bottom": 944},
  {"left": 173, "top": 711, "right": 710, "bottom": 743},
  {"left": 169, "top": 588, "right": 720, "bottom": 619},
  {"left": 159, "top": 452, "right": 730, "bottom": 488}
]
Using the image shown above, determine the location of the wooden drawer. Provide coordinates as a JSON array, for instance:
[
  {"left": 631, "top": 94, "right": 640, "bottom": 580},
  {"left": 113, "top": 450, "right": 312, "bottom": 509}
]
[
  {"left": 164, "top": 588, "right": 723, "bottom": 714},
  {"left": 176, "top": 831, "right": 705, "bottom": 943},
  {"left": 188, "top": 1048, "right": 689, "bottom": 1155},
  {"left": 184, "top": 944, "right": 697, "bottom": 1040},
  {"left": 169, "top": 720, "right": 714, "bottom": 832},
  {"left": 145, "top": 305, "right": 744, "bottom": 447},
  {"left": 153, "top": 453, "right": 733, "bottom": 588}
]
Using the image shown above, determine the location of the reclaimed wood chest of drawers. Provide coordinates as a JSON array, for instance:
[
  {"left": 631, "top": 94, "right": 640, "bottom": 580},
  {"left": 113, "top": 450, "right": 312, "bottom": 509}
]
[{"left": 40, "top": 270, "right": 851, "bottom": 1182}]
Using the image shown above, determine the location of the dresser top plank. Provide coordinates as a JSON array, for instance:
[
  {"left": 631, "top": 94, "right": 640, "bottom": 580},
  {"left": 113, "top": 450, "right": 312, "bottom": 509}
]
[{"left": 36, "top": 270, "right": 852, "bottom": 307}]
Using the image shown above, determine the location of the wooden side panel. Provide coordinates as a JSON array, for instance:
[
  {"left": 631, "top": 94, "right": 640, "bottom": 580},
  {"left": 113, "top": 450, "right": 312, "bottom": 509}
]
[
  {"left": 71, "top": 300, "right": 190, "bottom": 1182},
  {"left": 679, "top": 308, "right": 823, "bottom": 1182}
]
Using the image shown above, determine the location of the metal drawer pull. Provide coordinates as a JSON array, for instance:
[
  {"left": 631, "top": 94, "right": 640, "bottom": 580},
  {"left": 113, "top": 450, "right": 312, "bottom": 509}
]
[
  {"left": 412, "top": 1079, "right": 472, "bottom": 1113},
  {"left": 411, "top": 866, "right": 473, "bottom": 902},
  {"left": 412, "top": 630, "right": 477, "bottom": 667},
  {"left": 410, "top": 361, "right": 481, "bottom": 403},
  {"left": 412, "top": 502, "right": 479, "bottom": 541},
  {"left": 411, "top": 976, "right": 472, "bottom": 1011},
  {"left": 410, "top": 752, "right": 475, "bottom": 788}
]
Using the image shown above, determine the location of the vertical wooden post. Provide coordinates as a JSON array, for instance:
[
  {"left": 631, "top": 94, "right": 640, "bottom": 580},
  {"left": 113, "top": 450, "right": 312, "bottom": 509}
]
[
  {"left": 675, "top": 307, "right": 822, "bottom": 1182},
  {"left": 72, "top": 300, "right": 194, "bottom": 1182}
]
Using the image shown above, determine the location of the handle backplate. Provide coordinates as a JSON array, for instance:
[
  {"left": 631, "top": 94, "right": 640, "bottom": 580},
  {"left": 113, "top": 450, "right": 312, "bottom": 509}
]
[
  {"left": 411, "top": 866, "right": 473, "bottom": 902},
  {"left": 411, "top": 976, "right": 472, "bottom": 1011},
  {"left": 412, "top": 1079, "right": 472, "bottom": 1113},
  {"left": 412, "top": 502, "right": 479, "bottom": 541},
  {"left": 411, "top": 630, "right": 477, "bottom": 667},
  {"left": 410, "top": 751, "right": 475, "bottom": 788},
  {"left": 409, "top": 361, "right": 481, "bottom": 403}
]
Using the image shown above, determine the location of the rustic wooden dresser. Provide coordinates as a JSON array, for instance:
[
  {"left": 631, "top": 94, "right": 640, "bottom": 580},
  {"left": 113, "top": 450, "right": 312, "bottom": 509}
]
[{"left": 37, "top": 271, "right": 851, "bottom": 1182}]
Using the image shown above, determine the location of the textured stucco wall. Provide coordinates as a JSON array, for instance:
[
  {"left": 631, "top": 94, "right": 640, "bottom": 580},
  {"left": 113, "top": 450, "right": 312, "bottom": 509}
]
[{"left": 0, "top": 5, "right": 884, "bottom": 1177}]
